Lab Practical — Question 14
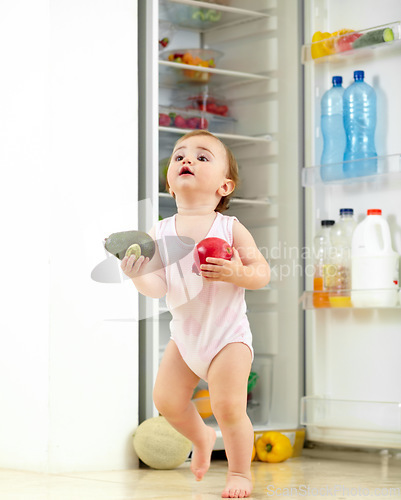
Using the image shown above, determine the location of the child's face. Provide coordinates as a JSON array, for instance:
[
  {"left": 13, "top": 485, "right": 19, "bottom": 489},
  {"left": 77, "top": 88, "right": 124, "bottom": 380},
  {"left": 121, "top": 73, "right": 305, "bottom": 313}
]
[{"left": 167, "top": 135, "right": 234, "bottom": 203}]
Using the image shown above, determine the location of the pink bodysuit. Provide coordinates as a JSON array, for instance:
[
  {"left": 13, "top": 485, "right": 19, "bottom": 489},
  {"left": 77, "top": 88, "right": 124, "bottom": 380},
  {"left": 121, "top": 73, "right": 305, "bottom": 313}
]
[{"left": 155, "top": 211, "right": 254, "bottom": 381}]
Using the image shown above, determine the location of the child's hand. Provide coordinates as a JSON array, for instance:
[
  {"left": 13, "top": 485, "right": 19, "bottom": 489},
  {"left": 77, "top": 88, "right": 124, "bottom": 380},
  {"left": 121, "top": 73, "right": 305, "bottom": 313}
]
[
  {"left": 200, "top": 247, "right": 244, "bottom": 284},
  {"left": 120, "top": 254, "right": 150, "bottom": 279}
]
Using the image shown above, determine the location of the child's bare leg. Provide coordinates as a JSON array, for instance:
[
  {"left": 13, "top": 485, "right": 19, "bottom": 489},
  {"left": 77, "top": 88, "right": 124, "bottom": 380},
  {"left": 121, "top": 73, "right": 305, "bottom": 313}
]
[
  {"left": 153, "top": 340, "right": 216, "bottom": 480},
  {"left": 208, "top": 343, "right": 253, "bottom": 499}
]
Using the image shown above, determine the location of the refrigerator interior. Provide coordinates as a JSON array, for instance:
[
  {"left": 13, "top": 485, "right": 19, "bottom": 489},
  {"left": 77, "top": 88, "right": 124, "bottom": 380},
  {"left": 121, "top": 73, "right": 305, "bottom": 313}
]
[
  {"left": 138, "top": 0, "right": 303, "bottom": 448},
  {"left": 302, "top": 0, "right": 401, "bottom": 449}
]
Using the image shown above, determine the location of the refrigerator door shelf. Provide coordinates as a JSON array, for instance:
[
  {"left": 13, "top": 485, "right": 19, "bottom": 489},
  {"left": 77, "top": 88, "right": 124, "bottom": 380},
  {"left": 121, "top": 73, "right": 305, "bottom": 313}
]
[
  {"left": 301, "top": 153, "right": 401, "bottom": 187},
  {"left": 301, "top": 396, "right": 401, "bottom": 449},
  {"left": 301, "top": 287, "right": 400, "bottom": 310},
  {"left": 301, "top": 21, "right": 401, "bottom": 64},
  {"left": 163, "top": 0, "right": 271, "bottom": 33}
]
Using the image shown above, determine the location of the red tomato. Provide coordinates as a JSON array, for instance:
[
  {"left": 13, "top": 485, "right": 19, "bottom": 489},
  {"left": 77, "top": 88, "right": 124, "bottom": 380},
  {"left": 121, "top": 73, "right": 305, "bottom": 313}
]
[
  {"left": 336, "top": 32, "right": 362, "bottom": 52},
  {"left": 216, "top": 105, "right": 229, "bottom": 116},
  {"left": 192, "top": 237, "right": 233, "bottom": 275}
]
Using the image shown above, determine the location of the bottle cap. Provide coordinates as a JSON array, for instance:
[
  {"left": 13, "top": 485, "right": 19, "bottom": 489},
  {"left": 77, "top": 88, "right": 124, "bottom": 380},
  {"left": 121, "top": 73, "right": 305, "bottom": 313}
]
[
  {"left": 367, "top": 209, "right": 382, "bottom": 215},
  {"left": 321, "top": 220, "right": 335, "bottom": 226},
  {"left": 339, "top": 208, "right": 354, "bottom": 216},
  {"left": 332, "top": 76, "right": 343, "bottom": 85},
  {"left": 354, "top": 70, "right": 364, "bottom": 81}
]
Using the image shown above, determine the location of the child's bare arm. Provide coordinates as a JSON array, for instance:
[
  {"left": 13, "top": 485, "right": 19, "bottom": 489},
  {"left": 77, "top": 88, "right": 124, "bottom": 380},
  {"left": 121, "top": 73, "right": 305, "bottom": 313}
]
[
  {"left": 200, "top": 220, "right": 270, "bottom": 290},
  {"left": 121, "top": 226, "right": 167, "bottom": 298}
]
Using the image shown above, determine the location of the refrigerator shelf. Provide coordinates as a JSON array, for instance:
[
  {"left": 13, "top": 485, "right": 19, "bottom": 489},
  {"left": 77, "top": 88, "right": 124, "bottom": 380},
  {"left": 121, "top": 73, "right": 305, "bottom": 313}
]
[
  {"left": 301, "top": 153, "right": 401, "bottom": 187},
  {"left": 159, "top": 125, "right": 272, "bottom": 145},
  {"left": 159, "top": 191, "right": 271, "bottom": 206},
  {"left": 301, "top": 21, "right": 401, "bottom": 64},
  {"left": 301, "top": 396, "right": 401, "bottom": 434},
  {"left": 301, "top": 288, "right": 400, "bottom": 310},
  {"left": 159, "top": 60, "right": 272, "bottom": 87},
  {"left": 163, "top": 0, "right": 272, "bottom": 33}
]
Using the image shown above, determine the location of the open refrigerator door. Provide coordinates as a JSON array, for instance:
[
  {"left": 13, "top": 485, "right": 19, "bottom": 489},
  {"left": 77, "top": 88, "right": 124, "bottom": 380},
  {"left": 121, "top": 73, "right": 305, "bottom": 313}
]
[{"left": 302, "top": 0, "right": 401, "bottom": 449}]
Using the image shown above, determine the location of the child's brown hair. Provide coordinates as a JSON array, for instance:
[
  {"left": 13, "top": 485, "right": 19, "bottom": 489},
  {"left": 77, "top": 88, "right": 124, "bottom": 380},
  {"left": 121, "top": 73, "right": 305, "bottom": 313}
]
[{"left": 165, "top": 130, "right": 239, "bottom": 213}]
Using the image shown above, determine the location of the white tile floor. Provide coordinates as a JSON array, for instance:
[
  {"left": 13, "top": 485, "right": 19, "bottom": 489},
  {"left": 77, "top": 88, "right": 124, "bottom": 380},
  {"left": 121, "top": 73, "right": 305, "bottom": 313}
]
[{"left": 1, "top": 447, "right": 400, "bottom": 500}]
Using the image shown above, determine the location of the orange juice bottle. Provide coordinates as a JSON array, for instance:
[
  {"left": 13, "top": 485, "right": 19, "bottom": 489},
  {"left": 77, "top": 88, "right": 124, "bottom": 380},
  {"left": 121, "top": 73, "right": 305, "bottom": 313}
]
[
  {"left": 313, "top": 276, "right": 330, "bottom": 307},
  {"left": 313, "top": 220, "right": 335, "bottom": 308}
]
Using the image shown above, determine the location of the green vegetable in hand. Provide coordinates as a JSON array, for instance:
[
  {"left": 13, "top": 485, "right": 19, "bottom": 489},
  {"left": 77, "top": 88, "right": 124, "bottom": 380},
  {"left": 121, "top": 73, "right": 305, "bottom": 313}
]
[{"left": 105, "top": 230, "right": 155, "bottom": 261}]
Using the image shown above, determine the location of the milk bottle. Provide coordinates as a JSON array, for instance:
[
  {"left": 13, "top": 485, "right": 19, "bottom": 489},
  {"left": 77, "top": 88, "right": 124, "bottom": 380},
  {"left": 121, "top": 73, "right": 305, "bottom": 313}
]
[{"left": 351, "top": 209, "right": 399, "bottom": 307}]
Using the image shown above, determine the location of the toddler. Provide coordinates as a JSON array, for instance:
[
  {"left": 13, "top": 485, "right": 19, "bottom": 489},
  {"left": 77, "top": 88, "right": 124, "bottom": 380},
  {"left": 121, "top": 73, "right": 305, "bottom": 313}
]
[{"left": 121, "top": 130, "right": 270, "bottom": 498}]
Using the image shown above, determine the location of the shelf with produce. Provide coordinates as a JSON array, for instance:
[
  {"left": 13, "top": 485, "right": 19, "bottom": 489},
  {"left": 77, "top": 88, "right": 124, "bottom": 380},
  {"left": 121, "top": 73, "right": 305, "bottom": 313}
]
[
  {"left": 159, "top": 104, "right": 236, "bottom": 135},
  {"left": 301, "top": 153, "right": 401, "bottom": 187},
  {"left": 159, "top": 60, "right": 271, "bottom": 88},
  {"left": 163, "top": 0, "right": 272, "bottom": 33},
  {"left": 301, "top": 287, "right": 400, "bottom": 310},
  {"left": 301, "top": 21, "right": 401, "bottom": 64}
]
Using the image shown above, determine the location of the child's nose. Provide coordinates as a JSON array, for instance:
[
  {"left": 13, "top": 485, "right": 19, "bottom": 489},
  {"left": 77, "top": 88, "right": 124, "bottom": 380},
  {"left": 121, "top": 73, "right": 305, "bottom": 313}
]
[{"left": 182, "top": 157, "right": 192, "bottom": 164}]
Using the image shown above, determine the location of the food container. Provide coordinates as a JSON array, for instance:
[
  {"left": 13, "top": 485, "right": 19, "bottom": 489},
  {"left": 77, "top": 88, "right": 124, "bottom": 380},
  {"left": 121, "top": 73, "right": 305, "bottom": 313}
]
[
  {"left": 161, "top": 48, "right": 223, "bottom": 83},
  {"left": 165, "top": 1, "right": 229, "bottom": 30},
  {"left": 159, "top": 105, "right": 209, "bottom": 130},
  {"left": 175, "top": 88, "right": 231, "bottom": 117},
  {"left": 159, "top": 20, "right": 176, "bottom": 51},
  {"left": 159, "top": 104, "right": 236, "bottom": 134}
]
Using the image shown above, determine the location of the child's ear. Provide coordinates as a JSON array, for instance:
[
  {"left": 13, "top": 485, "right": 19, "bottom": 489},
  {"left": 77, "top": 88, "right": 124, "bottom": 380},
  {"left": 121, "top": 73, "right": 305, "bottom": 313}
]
[{"left": 218, "top": 179, "right": 235, "bottom": 197}]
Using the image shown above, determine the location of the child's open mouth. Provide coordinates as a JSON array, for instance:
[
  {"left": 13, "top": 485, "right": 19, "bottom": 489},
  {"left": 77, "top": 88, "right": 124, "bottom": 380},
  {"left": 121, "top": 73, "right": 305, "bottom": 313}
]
[{"left": 179, "top": 166, "right": 194, "bottom": 176}]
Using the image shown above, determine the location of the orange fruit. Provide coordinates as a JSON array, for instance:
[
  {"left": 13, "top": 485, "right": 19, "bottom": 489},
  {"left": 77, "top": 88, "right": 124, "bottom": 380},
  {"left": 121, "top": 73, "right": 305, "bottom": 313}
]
[
  {"left": 193, "top": 389, "right": 213, "bottom": 419},
  {"left": 251, "top": 444, "right": 256, "bottom": 461}
]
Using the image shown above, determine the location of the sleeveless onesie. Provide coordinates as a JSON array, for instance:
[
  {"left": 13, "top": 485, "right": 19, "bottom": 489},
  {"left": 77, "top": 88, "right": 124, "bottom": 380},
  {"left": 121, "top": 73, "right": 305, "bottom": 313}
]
[{"left": 155, "top": 212, "right": 254, "bottom": 381}]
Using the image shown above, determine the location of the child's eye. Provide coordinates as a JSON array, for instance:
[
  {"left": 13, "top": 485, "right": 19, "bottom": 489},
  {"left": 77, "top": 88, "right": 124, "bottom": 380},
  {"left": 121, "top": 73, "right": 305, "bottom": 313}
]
[
  {"left": 174, "top": 155, "right": 183, "bottom": 161},
  {"left": 198, "top": 155, "right": 208, "bottom": 162}
]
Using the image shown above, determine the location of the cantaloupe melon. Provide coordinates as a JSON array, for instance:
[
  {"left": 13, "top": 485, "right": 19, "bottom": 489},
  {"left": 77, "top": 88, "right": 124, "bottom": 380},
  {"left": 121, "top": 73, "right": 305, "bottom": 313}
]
[{"left": 133, "top": 416, "right": 192, "bottom": 470}]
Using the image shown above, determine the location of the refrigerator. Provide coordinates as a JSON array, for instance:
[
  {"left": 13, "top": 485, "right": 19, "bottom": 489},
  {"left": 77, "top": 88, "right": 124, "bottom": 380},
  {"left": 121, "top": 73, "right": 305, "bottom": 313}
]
[{"left": 137, "top": 0, "right": 401, "bottom": 451}]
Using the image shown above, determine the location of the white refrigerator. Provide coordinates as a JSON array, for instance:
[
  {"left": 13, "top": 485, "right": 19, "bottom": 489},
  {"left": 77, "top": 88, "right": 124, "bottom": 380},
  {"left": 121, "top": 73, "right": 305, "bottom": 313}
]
[{"left": 137, "top": 0, "right": 401, "bottom": 451}]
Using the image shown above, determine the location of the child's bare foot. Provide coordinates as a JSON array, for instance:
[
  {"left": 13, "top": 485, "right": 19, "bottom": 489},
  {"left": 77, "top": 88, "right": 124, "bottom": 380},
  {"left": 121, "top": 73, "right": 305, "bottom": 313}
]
[
  {"left": 190, "top": 426, "right": 216, "bottom": 481},
  {"left": 221, "top": 471, "right": 252, "bottom": 498}
]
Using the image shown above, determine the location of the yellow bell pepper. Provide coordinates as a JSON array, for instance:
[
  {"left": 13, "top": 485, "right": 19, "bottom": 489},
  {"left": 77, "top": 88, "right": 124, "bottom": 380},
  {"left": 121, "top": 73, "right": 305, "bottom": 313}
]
[
  {"left": 311, "top": 31, "right": 335, "bottom": 59},
  {"left": 311, "top": 29, "right": 356, "bottom": 59},
  {"left": 255, "top": 431, "right": 293, "bottom": 463}
]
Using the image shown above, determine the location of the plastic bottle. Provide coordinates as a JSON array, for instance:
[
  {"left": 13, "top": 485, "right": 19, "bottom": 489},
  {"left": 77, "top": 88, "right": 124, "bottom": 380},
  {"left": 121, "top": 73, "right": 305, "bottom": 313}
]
[
  {"left": 351, "top": 209, "right": 399, "bottom": 307},
  {"left": 320, "top": 76, "right": 346, "bottom": 182},
  {"left": 327, "top": 209, "right": 357, "bottom": 307},
  {"left": 343, "top": 70, "right": 377, "bottom": 178},
  {"left": 313, "top": 220, "right": 335, "bottom": 308},
  {"left": 331, "top": 208, "right": 357, "bottom": 248}
]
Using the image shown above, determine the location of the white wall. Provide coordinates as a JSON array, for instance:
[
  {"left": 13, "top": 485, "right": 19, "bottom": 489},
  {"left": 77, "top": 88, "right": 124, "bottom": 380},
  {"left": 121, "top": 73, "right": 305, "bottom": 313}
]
[{"left": 0, "top": 0, "right": 139, "bottom": 473}]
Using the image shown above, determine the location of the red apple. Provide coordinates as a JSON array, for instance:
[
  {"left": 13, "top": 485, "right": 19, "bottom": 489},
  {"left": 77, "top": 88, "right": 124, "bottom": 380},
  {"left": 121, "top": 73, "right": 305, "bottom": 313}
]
[
  {"left": 174, "top": 115, "right": 186, "bottom": 128},
  {"left": 159, "top": 113, "right": 171, "bottom": 126},
  {"left": 192, "top": 237, "right": 233, "bottom": 275}
]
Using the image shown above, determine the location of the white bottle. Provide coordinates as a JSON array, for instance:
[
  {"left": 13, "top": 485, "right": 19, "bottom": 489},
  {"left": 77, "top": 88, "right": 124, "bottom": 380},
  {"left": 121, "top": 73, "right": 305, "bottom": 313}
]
[{"left": 351, "top": 209, "right": 399, "bottom": 307}]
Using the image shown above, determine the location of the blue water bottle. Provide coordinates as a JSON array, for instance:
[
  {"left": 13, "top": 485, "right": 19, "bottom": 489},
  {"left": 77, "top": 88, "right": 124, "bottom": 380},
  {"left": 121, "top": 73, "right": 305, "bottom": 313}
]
[
  {"left": 343, "top": 70, "right": 377, "bottom": 177},
  {"left": 320, "top": 76, "right": 346, "bottom": 181}
]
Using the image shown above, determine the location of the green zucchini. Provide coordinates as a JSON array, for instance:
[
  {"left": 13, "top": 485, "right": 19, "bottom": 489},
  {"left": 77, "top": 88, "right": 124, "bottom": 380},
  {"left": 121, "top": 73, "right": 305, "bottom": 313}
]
[
  {"left": 105, "top": 230, "right": 155, "bottom": 261},
  {"left": 352, "top": 27, "right": 394, "bottom": 49}
]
